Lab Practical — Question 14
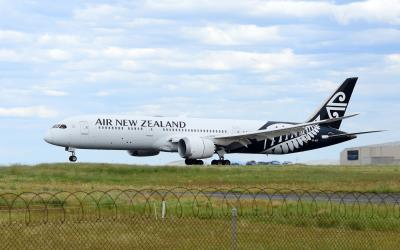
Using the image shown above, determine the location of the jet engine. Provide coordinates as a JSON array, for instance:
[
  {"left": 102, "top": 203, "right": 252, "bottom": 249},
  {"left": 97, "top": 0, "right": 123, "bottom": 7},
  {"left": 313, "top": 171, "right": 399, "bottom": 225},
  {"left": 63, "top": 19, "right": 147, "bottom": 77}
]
[
  {"left": 178, "top": 137, "right": 215, "bottom": 159},
  {"left": 128, "top": 149, "right": 160, "bottom": 157}
]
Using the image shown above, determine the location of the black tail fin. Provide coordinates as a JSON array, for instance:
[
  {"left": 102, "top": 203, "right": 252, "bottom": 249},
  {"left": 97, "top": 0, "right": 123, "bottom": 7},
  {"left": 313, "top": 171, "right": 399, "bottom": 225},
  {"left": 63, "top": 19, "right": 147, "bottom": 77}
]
[{"left": 307, "top": 77, "right": 358, "bottom": 129}]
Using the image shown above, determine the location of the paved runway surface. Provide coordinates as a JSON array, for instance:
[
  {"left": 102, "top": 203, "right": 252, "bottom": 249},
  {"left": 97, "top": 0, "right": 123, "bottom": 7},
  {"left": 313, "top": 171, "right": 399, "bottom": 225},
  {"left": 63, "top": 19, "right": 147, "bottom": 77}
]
[{"left": 199, "top": 192, "right": 400, "bottom": 204}]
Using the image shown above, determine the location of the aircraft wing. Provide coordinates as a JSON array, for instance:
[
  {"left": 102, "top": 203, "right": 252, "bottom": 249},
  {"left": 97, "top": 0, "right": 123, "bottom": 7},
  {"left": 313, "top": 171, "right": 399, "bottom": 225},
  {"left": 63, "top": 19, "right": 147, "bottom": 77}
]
[{"left": 213, "top": 113, "right": 359, "bottom": 143}]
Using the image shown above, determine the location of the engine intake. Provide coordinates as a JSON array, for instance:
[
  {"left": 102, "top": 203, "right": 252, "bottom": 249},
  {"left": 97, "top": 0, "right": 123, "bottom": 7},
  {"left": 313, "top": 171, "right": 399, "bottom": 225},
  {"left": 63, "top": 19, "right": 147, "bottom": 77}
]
[{"left": 178, "top": 137, "right": 215, "bottom": 159}]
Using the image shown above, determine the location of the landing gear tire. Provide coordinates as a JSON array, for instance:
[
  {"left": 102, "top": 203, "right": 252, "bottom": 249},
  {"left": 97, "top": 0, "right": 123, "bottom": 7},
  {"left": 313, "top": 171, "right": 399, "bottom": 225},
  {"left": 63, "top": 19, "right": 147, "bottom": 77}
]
[
  {"left": 69, "top": 155, "right": 77, "bottom": 162},
  {"left": 185, "top": 159, "right": 204, "bottom": 165},
  {"left": 66, "top": 147, "right": 77, "bottom": 162},
  {"left": 213, "top": 149, "right": 230, "bottom": 165},
  {"left": 211, "top": 160, "right": 231, "bottom": 165}
]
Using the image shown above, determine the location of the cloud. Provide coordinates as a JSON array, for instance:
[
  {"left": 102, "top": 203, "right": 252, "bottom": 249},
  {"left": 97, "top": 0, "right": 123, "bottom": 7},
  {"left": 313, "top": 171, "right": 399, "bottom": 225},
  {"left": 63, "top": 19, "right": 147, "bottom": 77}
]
[
  {"left": 0, "top": 48, "right": 73, "bottom": 62},
  {"left": 0, "top": 49, "right": 21, "bottom": 61},
  {"left": 333, "top": 0, "right": 400, "bottom": 25},
  {"left": 42, "top": 90, "right": 69, "bottom": 97},
  {"left": 166, "top": 49, "right": 314, "bottom": 72},
  {"left": 37, "top": 34, "right": 81, "bottom": 46},
  {"left": 73, "top": 4, "right": 128, "bottom": 21},
  {"left": 385, "top": 53, "right": 400, "bottom": 72},
  {"left": 0, "top": 106, "right": 58, "bottom": 118},
  {"left": 98, "top": 47, "right": 171, "bottom": 59},
  {"left": 95, "top": 91, "right": 111, "bottom": 97},
  {"left": 47, "top": 49, "right": 71, "bottom": 61},
  {"left": 143, "top": 0, "right": 400, "bottom": 25},
  {"left": 164, "top": 74, "right": 234, "bottom": 92},
  {"left": 386, "top": 53, "right": 400, "bottom": 63},
  {"left": 0, "top": 30, "right": 31, "bottom": 43},
  {"left": 183, "top": 24, "right": 281, "bottom": 45},
  {"left": 351, "top": 28, "right": 400, "bottom": 45},
  {"left": 82, "top": 47, "right": 314, "bottom": 74},
  {"left": 123, "top": 18, "right": 174, "bottom": 27},
  {"left": 259, "top": 0, "right": 400, "bottom": 25}
]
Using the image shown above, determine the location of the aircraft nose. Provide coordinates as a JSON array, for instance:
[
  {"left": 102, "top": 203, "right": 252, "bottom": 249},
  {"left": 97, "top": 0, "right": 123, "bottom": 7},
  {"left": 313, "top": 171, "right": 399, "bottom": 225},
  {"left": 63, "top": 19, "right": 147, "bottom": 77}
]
[{"left": 44, "top": 130, "right": 53, "bottom": 144}]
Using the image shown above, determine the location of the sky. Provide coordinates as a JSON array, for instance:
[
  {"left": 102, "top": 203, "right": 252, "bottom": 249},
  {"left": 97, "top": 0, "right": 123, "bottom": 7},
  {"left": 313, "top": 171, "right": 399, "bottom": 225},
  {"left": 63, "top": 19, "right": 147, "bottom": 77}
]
[{"left": 0, "top": 0, "right": 399, "bottom": 165}]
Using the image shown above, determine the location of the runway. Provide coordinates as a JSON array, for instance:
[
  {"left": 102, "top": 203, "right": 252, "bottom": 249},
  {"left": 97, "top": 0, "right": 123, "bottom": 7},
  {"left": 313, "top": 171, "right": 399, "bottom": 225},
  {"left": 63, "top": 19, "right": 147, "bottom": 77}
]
[{"left": 199, "top": 192, "right": 400, "bottom": 204}]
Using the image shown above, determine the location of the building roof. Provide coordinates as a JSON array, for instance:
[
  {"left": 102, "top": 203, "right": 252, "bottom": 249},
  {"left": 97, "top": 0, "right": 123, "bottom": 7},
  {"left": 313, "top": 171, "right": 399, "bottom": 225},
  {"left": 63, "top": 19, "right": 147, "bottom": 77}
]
[{"left": 344, "top": 141, "right": 400, "bottom": 150}]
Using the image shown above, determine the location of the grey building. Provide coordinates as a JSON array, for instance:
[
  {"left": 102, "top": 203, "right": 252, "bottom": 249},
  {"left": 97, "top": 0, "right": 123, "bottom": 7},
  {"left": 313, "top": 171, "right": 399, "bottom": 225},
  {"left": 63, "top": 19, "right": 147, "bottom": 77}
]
[{"left": 340, "top": 141, "right": 400, "bottom": 165}]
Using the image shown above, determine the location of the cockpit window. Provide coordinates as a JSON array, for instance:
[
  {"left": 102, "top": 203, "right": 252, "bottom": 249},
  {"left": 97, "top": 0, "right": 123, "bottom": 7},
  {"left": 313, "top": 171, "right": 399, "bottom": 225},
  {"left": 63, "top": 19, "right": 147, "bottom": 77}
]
[{"left": 52, "top": 124, "right": 67, "bottom": 129}]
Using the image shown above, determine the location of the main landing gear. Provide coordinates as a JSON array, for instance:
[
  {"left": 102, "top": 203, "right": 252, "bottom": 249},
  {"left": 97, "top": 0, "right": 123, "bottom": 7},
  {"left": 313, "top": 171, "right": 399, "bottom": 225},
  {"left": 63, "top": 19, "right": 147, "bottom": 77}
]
[
  {"left": 211, "top": 149, "right": 231, "bottom": 165},
  {"left": 185, "top": 159, "right": 204, "bottom": 165},
  {"left": 211, "top": 159, "right": 231, "bottom": 165},
  {"left": 66, "top": 147, "right": 77, "bottom": 162}
]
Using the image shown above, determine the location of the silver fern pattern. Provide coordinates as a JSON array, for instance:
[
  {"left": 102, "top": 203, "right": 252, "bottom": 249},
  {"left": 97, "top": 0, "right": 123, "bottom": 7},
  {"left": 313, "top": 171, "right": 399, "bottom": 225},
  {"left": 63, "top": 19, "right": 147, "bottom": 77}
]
[{"left": 264, "top": 125, "right": 320, "bottom": 154}]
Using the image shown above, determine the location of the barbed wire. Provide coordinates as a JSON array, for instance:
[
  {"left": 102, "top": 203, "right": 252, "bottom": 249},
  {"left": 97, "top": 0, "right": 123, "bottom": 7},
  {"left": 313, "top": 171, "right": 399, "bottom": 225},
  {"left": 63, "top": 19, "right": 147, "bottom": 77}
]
[{"left": 1, "top": 188, "right": 400, "bottom": 225}]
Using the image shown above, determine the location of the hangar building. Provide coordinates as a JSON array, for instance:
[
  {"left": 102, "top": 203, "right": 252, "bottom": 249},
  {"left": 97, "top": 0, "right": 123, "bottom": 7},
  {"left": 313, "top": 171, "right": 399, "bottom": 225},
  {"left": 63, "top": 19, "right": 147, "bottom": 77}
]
[{"left": 340, "top": 141, "right": 400, "bottom": 165}]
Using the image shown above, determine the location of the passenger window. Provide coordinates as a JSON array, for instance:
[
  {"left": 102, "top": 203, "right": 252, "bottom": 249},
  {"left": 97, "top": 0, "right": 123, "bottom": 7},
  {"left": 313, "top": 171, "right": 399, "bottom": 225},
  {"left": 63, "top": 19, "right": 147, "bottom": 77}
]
[{"left": 59, "top": 124, "right": 67, "bottom": 129}]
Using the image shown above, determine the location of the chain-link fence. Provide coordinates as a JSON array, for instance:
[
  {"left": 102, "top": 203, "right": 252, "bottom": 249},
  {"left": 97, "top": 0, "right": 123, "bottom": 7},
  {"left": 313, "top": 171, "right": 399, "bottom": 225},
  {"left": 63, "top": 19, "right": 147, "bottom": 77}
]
[{"left": 1, "top": 188, "right": 400, "bottom": 249}]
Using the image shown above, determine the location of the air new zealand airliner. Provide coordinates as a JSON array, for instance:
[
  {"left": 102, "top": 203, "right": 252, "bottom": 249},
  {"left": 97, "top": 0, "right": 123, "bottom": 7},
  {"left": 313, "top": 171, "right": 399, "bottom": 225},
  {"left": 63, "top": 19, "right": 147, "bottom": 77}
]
[{"left": 44, "top": 78, "right": 382, "bottom": 165}]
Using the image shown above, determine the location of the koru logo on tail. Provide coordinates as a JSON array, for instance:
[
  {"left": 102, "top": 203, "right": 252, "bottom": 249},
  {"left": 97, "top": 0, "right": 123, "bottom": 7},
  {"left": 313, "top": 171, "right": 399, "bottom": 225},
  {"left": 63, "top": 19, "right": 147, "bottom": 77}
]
[{"left": 326, "top": 92, "right": 347, "bottom": 118}]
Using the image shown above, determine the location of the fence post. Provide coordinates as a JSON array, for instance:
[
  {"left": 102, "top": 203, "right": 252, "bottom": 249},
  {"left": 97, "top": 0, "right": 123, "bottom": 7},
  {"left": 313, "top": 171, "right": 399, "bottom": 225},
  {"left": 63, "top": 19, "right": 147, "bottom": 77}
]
[
  {"left": 231, "top": 207, "right": 238, "bottom": 250},
  {"left": 162, "top": 201, "right": 166, "bottom": 221}
]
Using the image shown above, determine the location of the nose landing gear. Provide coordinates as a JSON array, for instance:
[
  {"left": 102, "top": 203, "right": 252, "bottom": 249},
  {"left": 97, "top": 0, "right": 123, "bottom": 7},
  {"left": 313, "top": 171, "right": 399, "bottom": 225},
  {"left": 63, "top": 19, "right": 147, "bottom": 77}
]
[
  {"left": 66, "top": 147, "right": 77, "bottom": 162},
  {"left": 69, "top": 155, "right": 77, "bottom": 162}
]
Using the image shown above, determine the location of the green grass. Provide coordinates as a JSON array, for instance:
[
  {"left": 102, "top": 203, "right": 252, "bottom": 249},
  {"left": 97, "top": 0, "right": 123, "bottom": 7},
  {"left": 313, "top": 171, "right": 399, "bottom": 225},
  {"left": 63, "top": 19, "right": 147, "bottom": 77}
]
[
  {"left": 1, "top": 163, "right": 400, "bottom": 249},
  {"left": 3, "top": 196, "right": 399, "bottom": 232},
  {"left": 1, "top": 216, "right": 399, "bottom": 249},
  {"left": 1, "top": 163, "right": 400, "bottom": 193}
]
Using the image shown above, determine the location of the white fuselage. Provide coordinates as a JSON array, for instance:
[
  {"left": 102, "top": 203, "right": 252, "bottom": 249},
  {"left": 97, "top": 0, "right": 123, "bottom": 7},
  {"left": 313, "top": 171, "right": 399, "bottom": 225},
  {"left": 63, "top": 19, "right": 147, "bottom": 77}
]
[{"left": 44, "top": 115, "right": 263, "bottom": 152}]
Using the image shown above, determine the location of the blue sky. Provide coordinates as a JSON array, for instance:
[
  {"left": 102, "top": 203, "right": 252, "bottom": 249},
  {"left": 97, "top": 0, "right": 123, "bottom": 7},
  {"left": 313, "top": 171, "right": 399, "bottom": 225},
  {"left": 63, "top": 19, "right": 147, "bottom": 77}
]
[{"left": 0, "top": 0, "right": 399, "bottom": 165}]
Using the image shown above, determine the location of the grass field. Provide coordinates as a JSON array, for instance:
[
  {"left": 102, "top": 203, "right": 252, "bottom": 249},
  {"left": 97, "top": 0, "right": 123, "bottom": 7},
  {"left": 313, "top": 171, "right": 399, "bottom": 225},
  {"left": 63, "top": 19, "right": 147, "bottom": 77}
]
[
  {"left": 1, "top": 163, "right": 400, "bottom": 192},
  {"left": 1, "top": 163, "right": 400, "bottom": 249},
  {"left": 2, "top": 217, "right": 399, "bottom": 249}
]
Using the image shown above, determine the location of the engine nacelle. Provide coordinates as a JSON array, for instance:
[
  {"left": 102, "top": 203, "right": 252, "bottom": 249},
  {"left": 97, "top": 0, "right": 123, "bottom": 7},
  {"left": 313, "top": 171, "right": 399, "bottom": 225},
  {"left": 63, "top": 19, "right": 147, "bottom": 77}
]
[
  {"left": 178, "top": 137, "right": 215, "bottom": 159},
  {"left": 128, "top": 149, "right": 160, "bottom": 157}
]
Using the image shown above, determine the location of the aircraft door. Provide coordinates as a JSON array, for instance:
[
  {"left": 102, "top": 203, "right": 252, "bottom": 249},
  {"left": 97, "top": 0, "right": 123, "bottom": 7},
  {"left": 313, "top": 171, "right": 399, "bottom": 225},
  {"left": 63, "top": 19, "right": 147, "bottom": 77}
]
[
  {"left": 80, "top": 121, "right": 89, "bottom": 135},
  {"left": 232, "top": 125, "right": 241, "bottom": 134}
]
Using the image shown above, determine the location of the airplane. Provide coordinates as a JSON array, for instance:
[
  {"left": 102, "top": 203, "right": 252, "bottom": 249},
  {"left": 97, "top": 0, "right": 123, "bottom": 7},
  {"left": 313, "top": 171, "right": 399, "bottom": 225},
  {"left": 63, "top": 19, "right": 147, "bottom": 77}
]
[{"left": 44, "top": 77, "right": 382, "bottom": 165}]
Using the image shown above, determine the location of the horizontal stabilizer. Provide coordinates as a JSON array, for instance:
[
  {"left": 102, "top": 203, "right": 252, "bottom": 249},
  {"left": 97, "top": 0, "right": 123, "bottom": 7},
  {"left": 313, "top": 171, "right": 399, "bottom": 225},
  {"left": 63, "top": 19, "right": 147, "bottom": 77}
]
[{"left": 322, "top": 130, "right": 385, "bottom": 139}]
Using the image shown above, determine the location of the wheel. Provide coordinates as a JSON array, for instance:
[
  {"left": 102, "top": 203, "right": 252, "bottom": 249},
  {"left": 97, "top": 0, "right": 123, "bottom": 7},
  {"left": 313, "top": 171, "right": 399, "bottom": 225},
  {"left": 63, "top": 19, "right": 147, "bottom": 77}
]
[
  {"left": 224, "top": 160, "right": 231, "bottom": 165},
  {"left": 69, "top": 155, "right": 77, "bottom": 162},
  {"left": 185, "top": 159, "right": 204, "bottom": 165},
  {"left": 196, "top": 160, "right": 204, "bottom": 165},
  {"left": 211, "top": 160, "right": 217, "bottom": 165}
]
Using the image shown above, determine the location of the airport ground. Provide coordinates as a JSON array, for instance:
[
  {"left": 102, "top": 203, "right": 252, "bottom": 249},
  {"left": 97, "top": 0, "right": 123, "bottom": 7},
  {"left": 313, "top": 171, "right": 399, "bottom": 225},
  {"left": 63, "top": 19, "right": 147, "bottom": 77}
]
[
  {"left": 0, "top": 163, "right": 400, "bottom": 193},
  {"left": 1, "top": 163, "right": 400, "bottom": 249}
]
